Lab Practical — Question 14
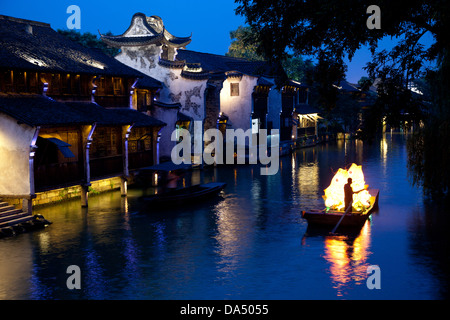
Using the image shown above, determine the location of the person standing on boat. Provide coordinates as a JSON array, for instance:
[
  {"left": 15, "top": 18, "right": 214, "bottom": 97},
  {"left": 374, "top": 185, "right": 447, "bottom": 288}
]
[{"left": 344, "top": 178, "right": 366, "bottom": 212}]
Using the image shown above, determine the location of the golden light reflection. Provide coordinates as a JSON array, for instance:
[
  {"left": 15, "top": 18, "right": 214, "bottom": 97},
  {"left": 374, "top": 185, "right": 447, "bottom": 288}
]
[
  {"left": 323, "top": 222, "right": 372, "bottom": 296},
  {"left": 213, "top": 199, "right": 253, "bottom": 275},
  {"left": 297, "top": 161, "right": 319, "bottom": 196},
  {"left": 380, "top": 134, "right": 388, "bottom": 170},
  {"left": 356, "top": 139, "right": 364, "bottom": 165}
]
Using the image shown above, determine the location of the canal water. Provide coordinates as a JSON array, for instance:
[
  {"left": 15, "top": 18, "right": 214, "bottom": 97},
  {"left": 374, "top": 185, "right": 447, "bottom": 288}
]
[{"left": 1, "top": 133, "right": 449, "bottom": 300}]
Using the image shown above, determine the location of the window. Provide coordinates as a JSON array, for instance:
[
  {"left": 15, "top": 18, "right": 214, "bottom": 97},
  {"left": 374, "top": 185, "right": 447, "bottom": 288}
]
[
  {"left": 3, "top": 70, "right": 13, "bottom": 92},
  {"left": 28, "top": 72, "right": 39, "bottom": 93},
  {"left": 136, "top": 90, "right": 148, "bottom": 112},
  {"left": 113, "top": 77, "right": 122, "bottom": 95},
  {"left": 50, "top": 74, "right": 61, "bottom": 94},
  {"left": 15, "top": 71, "right": 27, "bottom": 92},
  {"left": 161, "top": 45, "right": 169, "bottom": 60},
  {"left": 230, "top": 83, "right": 239, "bottom": 96}
]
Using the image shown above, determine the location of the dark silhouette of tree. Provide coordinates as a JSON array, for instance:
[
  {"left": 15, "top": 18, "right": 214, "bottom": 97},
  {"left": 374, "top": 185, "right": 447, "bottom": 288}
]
[{"left": 57, "top": 29, "right": 119, "bottom": 57}]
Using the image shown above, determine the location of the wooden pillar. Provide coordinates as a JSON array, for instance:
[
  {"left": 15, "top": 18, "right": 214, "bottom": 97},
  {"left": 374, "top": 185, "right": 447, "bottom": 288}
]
[
  {"left": 121, "top": 124, "right": 133, "bottom": 197},
  {"left": 81, "top": 123, "right": 96, "bottom": 207},
  {"left": 155, "top": 128, "right": 162, "bottom": 165},
  {"left": 22, "top": 198, "right": 33, "bottom": 215},
  {"left": 25, "top": 126, "right": 40, "bottom": 214}
]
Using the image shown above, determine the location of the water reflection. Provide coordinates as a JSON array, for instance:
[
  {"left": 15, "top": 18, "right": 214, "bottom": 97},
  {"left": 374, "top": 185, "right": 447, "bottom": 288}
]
[
  {"left": 213, "top": 196, "right": 253, "bottom": 276},
  {"left": 380, "top": 134, "right": 388, "bottom": 173},
  {"left": 2, "top": 134, "right": 449, "bottom": 299},
  {"left": 297, "top": 160, "right": 319, "bottom": 197},
  {"left": 323, "top": 222, "right": 372, "bottom": 297}
]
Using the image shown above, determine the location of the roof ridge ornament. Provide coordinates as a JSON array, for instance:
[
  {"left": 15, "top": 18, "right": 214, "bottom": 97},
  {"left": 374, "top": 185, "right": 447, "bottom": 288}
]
[{"left": 99, "top": 12, "right": 192, "bottom": 48}]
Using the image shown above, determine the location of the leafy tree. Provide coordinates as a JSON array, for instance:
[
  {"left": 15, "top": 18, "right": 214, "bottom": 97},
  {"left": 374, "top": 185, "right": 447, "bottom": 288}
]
[
  {"left": 226, "top": 26, "right": 265, "bottom": 61},
  {"left": 282, "top": 56, "right": 314, "bottom": 83},
  {"left": 235, "top": 0, "right": 450, "bottom": 197},
  {"left": 306, "top": 51, "right": 347, "bottom": 114},
  {"left": 357, "top": 76, "right": 372, "bottom": 91},
  {"left": 226, "top": 25, "right": 313, "bottom": 83},
  {"left": 57, "top": 29, "right": 119, "bottom": 57}
]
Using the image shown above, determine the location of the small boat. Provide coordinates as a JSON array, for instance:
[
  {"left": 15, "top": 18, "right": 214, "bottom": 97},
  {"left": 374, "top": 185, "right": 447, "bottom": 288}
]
[
  {"left": 141, "top": 182, "right": 226, "bottom": 205},
  {"left": 302, "top": 189, "right": 379, "bottom": 229}
]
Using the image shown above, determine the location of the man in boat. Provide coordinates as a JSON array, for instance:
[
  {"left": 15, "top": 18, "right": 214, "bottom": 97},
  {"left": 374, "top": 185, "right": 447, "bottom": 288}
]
[{"left": 344, "top": 178, "right": 366, "bottom": 212}]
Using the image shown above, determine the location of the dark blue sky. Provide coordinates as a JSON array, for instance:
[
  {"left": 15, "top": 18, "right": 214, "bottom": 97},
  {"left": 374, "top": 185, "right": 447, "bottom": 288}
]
[{"left": 0, "top": 0, "right": 434, "bottom": 84}]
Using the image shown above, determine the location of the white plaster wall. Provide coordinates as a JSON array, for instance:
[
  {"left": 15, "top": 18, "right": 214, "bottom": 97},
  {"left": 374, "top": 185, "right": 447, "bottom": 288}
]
[
  {"left": 115, "top": 46, "right": 207, "bottom": 123},
  {"left": 150, "top": 106, "right": 179, "bottom": 159},
  {"left": 220, "top": 75, "right": 258, "bottom": 133},
  {"left": 0, "top": 114, "right": 35, "bottom": 196}
]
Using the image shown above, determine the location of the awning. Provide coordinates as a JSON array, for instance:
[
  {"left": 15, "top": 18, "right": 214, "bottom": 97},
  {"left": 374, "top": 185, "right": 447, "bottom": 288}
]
[{"left": 46, "top": 137, "right": 75, "bottom": 158}]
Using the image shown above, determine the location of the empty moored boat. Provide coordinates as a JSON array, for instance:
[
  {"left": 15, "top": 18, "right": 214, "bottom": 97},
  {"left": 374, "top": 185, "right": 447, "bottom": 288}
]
[{"left": 141, "top": 182, "right": 226, "bottom": 205}]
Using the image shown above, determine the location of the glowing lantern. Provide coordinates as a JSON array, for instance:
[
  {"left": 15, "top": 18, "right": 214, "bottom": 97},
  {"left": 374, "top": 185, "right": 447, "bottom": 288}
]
[{"left": 323, "top": 163, "right": 371, "bottom": 211}]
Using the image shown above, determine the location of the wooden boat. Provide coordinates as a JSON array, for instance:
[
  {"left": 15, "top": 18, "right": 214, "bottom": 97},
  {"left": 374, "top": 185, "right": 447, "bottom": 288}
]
[
  {"left": 141, "top": 182, "right": 226, "bottom": 205},
  {"left": 302, "top": 189, "right": 379, "bottom": 228}
]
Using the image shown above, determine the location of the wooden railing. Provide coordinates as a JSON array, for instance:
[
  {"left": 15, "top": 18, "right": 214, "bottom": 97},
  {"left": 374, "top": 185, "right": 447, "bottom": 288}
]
[
  {"left": 34, "top": 161, "right": 83, "bottom": 192},
  {"left": 90, "top": 155, "right": 123, "bottom": 179}
]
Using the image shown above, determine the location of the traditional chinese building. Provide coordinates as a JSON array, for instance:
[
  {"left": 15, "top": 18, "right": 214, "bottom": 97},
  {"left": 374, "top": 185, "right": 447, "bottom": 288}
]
[
  {"left": 0, "top": 14, "right": 165, "bottom": 214},
  {"left": 100, "top": 13, "right": 320, "bottom": 161}
]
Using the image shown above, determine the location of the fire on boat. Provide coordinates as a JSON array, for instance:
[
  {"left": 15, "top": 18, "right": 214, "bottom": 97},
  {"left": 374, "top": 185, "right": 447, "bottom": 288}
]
[{"left": 302, "top": 163, "right": 379, "bottom": 230}]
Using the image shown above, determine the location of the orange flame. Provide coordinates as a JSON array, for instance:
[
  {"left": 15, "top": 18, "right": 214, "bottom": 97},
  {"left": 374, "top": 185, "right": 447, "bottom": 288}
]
[{"left": 324, "top": 163, "right": 371, "bottom": 211}]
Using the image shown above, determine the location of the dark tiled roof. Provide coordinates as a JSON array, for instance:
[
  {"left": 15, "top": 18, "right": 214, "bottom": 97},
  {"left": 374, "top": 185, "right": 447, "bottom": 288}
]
[
  {"left": 0, "top": 94, "right": 165, "bottom": 127},
  {"left": 134, "top": 75, "right": 163, "bottom": 89},
  {"left": 336, "top": 81, "right": 360, "bottom": 92},
  {"left": 153, "top": 101, "right": 181, "bottom": 109},
  {"left": 295, "top": 103, "right": 321, "bottom": 115},
  {"left": 257, "top": 77, "right": 274, "bottom": 87},
  {"left": 65, "top": 102, "right": 166, "bottom": 127},
  {"left": 176, "top": 50, "right": 281, "bottom": 78},
  {"left": 177, "top": 112, "right": 192, "bottom": 122},
  {"left": 101, "top": 34, "right": 164, "bottom": 47},
  {"left": 0, "top": 15, "right": 153, "bottom": 79},
  {"left": 109, "top": 108, "right": 166, "bottom": 128},
  {"left": 0, "top": 94, "right": 94, "bottom": 126},
  {"left": 288, "top": 79, "right": 309, "bottom": 88}
]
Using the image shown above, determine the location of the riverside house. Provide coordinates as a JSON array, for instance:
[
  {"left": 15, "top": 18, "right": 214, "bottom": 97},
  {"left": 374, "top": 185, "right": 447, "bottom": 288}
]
[
  {"left": 0, "top": 15, "right": 165, "bottom": 213},
  {"left": 100, "top": 12, "right": 320, "bottom": 161}
]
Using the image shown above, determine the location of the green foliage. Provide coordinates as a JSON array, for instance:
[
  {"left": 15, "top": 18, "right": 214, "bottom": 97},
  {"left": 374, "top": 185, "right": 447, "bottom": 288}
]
[
  {"left": 282, "top": 56, "right": 314, "bottom": 83},
  {"left": 226, "top": 25, "right": 313, "bottom": 83},
  {"left": 226, "top": 25, "right": 265, "bottom": 61},
  {"left": 57, "top": 29, "right": 119, "bottom": 57},
  {"left": 306, "top": 51, "right": 347, "bottom": 113},
  {"left": 407, "top": 49, "right": 450, "bottom": 196}
]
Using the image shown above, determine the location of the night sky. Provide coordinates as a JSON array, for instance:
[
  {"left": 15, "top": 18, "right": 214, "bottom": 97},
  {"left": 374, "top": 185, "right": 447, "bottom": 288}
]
[{"left": 0, "top": 0, "right": 435, "bottom": 84}]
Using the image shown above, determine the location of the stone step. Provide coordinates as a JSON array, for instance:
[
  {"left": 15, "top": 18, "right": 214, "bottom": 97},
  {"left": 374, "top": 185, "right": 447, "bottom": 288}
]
[
  {"left": 0, "top": 215, "right": 35, "bottom": 229},
  {"left": 0, "top": 205, "right": 16, "bottom": 213},
  {"left": 0, "top": 208, "right": 22, "bottom": 218},
  {"left": 0, "top": 200, "right": 51, "bottom": 238},
  {"left": 0, "top": 211, "right": 31, "bottom": 225}
]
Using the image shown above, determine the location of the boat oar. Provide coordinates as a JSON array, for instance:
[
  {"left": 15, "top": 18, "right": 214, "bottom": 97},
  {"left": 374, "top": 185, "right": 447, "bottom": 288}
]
[{"left": 331, "top": 205, "right": 352, "bottom": 234}]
